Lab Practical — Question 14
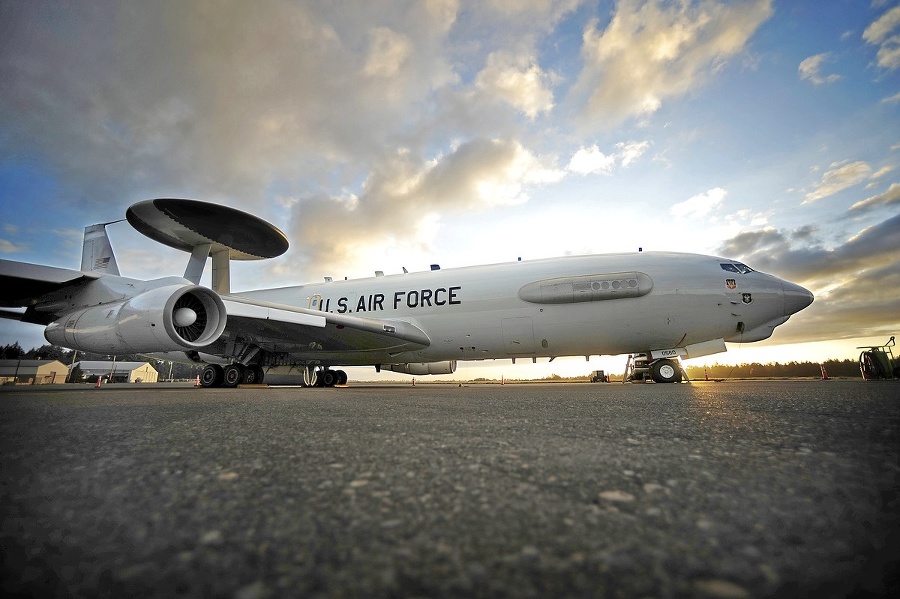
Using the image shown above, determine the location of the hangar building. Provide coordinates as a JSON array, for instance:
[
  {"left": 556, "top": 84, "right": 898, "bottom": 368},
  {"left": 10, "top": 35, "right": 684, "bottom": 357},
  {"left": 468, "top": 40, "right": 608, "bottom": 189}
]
[
  {"left": 0, "top": 360, "right": 69, "bottom": 385},
  {"left": 77, "top": 361, "right": 159, "bottom": 383}
]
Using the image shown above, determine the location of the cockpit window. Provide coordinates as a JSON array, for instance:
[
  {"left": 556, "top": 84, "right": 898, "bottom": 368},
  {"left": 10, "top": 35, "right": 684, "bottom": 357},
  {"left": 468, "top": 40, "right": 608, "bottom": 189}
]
[{"left": 720, "top": 263, "right": 755, "bottom": 274}]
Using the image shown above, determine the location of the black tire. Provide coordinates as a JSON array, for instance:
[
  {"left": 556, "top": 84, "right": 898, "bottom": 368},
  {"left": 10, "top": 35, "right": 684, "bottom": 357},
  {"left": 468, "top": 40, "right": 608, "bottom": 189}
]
[
  {"left": 223, "top": 364, "right": 245, "bottom": 387},
  {"left": 200, "top": 364, "right": 224, "bottom": 388},
  {"left": 244, "top": 365, "right": 264, "bottom": 385},
  {"left": 336, "top": 370, "right": 348, "bottom": 385},
  {"left": 321, "top": 370, "right": 337, "bottom": 387},
  {"left": 650, "top": 359, "right": 680, "bottom": 383},
  {"left": 859, "top": 352, "right": 884, "bottom": 380}
]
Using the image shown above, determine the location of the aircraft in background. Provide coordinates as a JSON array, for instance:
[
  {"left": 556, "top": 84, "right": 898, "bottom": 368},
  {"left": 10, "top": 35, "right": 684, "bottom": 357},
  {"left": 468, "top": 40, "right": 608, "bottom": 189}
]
[{"left": 0, "top": 199, "right": 814, "bottom": 386}]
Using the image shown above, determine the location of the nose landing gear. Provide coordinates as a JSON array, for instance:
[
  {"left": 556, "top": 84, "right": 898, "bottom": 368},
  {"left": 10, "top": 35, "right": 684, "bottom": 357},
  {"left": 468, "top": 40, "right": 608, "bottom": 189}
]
[{"left": 624, "top": 354, "right": 686, "bottom": 383}]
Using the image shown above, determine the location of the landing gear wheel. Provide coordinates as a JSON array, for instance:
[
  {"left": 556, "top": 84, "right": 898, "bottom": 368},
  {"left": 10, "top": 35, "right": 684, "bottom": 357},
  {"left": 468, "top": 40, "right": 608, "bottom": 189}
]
[
  {"left": 301, "top": 366, "right": 318, "bottom": 388},
  {"left": 200, "top": 364, "right": 224, "bottom": 388},
  {"left": 650, "top": 359, "right": 681, "bottom": 383},
  {"left": 336, "top": 370, "right": 348, "bottom": 386},
  {"left": 321, "top": 369, "right": 338, "bottom": 387},
  {"left": 244, "top": 365, "right": 265, "bottom": 385},
  {"left": 859, "top": 352, "right": 884, "bottom": 380},
  {"left": 223, "top": 364, "right": 245, "bottom": 387}
]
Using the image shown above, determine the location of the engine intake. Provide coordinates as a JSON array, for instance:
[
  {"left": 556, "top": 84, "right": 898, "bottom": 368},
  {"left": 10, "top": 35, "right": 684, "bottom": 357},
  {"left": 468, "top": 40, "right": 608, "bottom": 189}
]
[{"left": 45, "top": 285, "right": 226, "bottom": 353}]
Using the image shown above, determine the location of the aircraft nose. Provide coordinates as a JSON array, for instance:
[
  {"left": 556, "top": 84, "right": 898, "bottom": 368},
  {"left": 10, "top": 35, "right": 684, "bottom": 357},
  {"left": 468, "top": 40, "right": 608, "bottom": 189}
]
[{"left": 782, "top": 280, "right": 814, "bottom": 316}]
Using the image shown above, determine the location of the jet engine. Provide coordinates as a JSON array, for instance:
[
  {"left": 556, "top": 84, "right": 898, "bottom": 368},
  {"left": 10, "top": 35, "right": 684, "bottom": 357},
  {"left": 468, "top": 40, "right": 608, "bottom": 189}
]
[
  {"left": 44, "top": 284, "right": 226, "bottom": 354},
  {"left": 386, "top": 361, "right": 457, "bottom": 376}
]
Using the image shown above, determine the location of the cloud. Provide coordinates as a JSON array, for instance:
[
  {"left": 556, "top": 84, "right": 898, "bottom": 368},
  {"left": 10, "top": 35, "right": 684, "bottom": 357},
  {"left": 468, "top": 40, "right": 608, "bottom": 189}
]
[
  {"left": 718, "top": 214, "right": 900, "bottom": 281},
  {"left": 717, "top": 214, "right": 900, "bottom": 343},
  {"left": 849, "top": 182, "right": 900, "bottom": 214},
  {"left": 485, "top": 0, "right": 582, "bottom": 21},
  {"left": 566, "top": 141, "right": 649, "bottom": 175},
  {"left": 284, "top": 138, "right": 563, "bottom": 275},
  {"left": 863, "top": 4, "right": 900, "bottom": 70},
  {"left": 474, "top": 50, "right": 555, "bottom": 119},
  {"left": 804, "top": 161, "right": 873, "bottom": 203},
  {"left": 0, "top": 1, "right": 460, "bottom": 208},
  {"left": 0, "top": 239, "right": 27, "bottom": 253},
  {"left": 616, "top": 141, "right": 650, "bottom": 167},
  {"left": 670, "top": 187, "right": 727, "bottom": 218},
  {"left": 571, "top": 0, "right": 774, "bottom": 127},
  {"left": 798, "top": 53, "right": 841, "bottom": 85},
  {"left": 567, "top": 146, "right": 616, "bottom": 175},
  {"left": 364, "top": 27, "right": 413, "bottom": 78}
]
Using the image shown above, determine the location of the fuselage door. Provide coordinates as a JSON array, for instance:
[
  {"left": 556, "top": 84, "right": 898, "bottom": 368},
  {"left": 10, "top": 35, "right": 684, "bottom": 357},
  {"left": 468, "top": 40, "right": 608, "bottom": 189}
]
[
  {"left": 308, "top": 294, "right": 324, "bottom": 311},
  {"left": 502, "top": 316, "right": 536, "bottom": 355}
]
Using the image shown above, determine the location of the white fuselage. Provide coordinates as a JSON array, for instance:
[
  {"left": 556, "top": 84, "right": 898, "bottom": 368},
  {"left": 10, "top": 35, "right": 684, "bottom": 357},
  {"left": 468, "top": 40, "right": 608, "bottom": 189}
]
[{"left": 232, "top": 252, "right": 808, "bottom": 366}]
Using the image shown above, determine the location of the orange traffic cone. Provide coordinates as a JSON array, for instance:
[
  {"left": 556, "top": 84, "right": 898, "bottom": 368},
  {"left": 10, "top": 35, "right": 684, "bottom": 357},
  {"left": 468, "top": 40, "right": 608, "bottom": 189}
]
[
  {"left": 194, "top": 375, "right": 201, "bottom": 387},
  {"left": 95, "top": 377, "right": 102, "bottom": 388}
]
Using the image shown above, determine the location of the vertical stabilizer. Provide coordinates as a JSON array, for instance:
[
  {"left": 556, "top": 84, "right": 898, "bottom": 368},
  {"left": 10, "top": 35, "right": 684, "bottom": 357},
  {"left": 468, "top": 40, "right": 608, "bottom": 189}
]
[{"left": 81, "top": 222, "right": 122, "bottom": 275}]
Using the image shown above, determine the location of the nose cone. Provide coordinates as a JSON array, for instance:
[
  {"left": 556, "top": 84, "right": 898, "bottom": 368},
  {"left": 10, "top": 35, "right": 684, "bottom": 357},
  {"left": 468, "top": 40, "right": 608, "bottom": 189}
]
[{"left": 783, "top": 280, "right": 814, "bottom": 316}]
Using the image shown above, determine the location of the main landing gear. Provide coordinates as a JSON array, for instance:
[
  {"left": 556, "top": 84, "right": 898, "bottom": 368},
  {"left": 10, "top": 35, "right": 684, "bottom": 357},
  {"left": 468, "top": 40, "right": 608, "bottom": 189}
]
[
  {"left": 198, "top": 364, "right": 348, "bottom": 388},
  {"left": 301, "top": 366, "right": 348, "bottom": 388},
  {"left": 199, "top": 363, "right": 265, "bottom": 388}
]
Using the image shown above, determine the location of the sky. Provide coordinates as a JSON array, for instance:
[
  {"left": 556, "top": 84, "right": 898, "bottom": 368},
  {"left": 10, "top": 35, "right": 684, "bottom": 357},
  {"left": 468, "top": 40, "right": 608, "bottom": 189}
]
[{"left": 1, "top": 0, "right": 898, "bottom": 380}]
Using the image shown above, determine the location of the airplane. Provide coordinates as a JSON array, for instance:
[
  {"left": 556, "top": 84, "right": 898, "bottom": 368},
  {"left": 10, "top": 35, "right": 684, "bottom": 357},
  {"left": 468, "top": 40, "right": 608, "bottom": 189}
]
[{"left": 0, "top": 198, "right": 814, "bottom": 386}]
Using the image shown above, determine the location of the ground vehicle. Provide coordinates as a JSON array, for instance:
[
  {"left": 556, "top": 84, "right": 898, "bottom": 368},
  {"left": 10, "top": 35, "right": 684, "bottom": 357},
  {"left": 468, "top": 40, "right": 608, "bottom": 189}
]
[
  {"left": 589, "top": 370, "right": 608, "bottom": 383},
  {"left": 858, "top": 336, "right": 899, "bottom": 380}
]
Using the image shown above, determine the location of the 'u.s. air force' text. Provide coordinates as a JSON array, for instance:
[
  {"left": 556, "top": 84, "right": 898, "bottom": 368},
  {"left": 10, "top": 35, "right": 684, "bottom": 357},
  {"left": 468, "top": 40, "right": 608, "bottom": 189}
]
[{"left": 320, "top": 286, "right": 462, "bottom": 314}]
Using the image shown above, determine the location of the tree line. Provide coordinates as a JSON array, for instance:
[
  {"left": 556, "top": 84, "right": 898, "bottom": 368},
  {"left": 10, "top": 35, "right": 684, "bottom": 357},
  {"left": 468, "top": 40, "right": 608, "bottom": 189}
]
[{"left": 683, "top": 359, "right": 861, "bottom": 379}]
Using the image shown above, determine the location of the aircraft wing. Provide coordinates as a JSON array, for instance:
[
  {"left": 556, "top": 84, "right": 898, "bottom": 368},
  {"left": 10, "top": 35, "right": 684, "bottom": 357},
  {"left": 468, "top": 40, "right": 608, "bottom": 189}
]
[
  {"left": 0, "top": 259, "right": 99, "bottom": 323},
  {"left": 220, "top": 296, "right": 431, "bottom": 358}
]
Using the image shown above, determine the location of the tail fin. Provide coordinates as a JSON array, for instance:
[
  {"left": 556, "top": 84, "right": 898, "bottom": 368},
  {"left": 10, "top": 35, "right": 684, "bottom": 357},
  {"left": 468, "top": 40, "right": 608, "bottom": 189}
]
[{"left": 81, "top": 222, "right": 123, "bottom": 275}]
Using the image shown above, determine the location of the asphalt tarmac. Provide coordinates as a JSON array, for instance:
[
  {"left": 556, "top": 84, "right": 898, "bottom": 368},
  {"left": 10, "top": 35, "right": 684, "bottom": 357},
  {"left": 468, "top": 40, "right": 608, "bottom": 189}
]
[{"left": 1, "top": 380, "right": 898, "bottom": 598}]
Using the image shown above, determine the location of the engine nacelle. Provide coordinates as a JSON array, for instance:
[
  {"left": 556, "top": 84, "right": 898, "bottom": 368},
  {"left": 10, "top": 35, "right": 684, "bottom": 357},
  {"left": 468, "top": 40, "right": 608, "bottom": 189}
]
[
  {"left": 386, "top": 361, "right": 457, "bottom": 376},
  {"left": 45, "top": 284, "right": 226, "bottom": 354}
]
